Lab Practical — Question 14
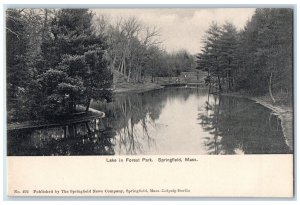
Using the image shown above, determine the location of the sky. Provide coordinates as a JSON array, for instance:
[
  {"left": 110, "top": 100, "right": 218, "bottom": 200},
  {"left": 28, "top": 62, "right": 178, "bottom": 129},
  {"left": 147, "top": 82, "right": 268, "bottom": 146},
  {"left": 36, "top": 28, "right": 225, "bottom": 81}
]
[{"left": 93, "top": 8, "right": 256, "bottom": 54}]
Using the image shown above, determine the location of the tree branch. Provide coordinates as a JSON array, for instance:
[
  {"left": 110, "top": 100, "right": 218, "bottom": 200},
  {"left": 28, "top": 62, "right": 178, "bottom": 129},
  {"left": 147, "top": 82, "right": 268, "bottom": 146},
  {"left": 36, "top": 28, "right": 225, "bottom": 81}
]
[{"left": 6, "top": 27, "right": 20, "bottom": 40}]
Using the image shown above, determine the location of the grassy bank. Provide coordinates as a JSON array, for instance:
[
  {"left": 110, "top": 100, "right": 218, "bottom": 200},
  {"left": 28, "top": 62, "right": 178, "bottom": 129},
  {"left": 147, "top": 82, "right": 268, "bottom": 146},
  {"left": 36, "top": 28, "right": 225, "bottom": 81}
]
[{"left": 220, "top": 92, "right": 293, "bottom": 150}]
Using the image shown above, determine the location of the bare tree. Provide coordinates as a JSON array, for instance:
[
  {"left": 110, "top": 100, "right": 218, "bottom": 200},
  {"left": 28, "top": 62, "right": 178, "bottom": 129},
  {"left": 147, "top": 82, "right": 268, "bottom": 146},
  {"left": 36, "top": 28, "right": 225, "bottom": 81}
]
[{"left": 93, "top": 14, "right": 162, "bottom": 83}]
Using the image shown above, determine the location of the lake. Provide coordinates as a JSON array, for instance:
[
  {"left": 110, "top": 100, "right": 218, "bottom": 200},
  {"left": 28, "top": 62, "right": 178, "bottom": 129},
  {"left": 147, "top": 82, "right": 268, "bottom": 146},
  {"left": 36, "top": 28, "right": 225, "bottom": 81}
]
[{"left": 7, "top": 87, "right": 292, "bottom": 156}]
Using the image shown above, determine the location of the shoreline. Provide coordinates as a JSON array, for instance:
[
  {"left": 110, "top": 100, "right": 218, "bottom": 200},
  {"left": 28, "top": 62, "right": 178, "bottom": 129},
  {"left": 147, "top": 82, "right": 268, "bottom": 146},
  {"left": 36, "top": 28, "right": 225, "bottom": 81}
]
[
  {"left": 7, "top": 108, "right": 105, "bottom": 131},
  {"left": 7, "top": 83, "right": 163, "bottom": 130},
  {"left": 220, "top": 92, "right": 293, "bottom": 150},
  {"left": 113, "top": 82, "right": 163, "bottom": 95},
  {"left": 8, "top": 86, "right": 293, "bottom": 151}
]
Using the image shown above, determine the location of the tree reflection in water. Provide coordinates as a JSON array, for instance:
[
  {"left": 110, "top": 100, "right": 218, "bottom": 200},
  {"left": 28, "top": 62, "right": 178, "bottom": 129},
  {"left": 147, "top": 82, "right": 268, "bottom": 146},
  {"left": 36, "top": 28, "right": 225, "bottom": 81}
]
[
  {"left": 199, "top": 94, "right": 292, "bottom": 154},
  {"left": 94, "top": 91, "right": 163, "bottom": 154},
  {"left": 8, "top": 87, "right": 197, "bottom": 156},
  {"left": 92, "top": 87, "right": 197, "bottom": 155},
  {"left": 7, "top": 118, "right": 115, "bottom": 156},
  {"left": 8, "top": 87, "right": 291, "bottom": 156}
]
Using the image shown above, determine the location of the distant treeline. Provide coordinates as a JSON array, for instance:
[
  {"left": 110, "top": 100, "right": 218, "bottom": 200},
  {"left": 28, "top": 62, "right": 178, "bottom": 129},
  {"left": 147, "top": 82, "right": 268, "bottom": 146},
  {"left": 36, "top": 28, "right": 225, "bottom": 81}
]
[{"left": 196, "top": 8, "right": 293, "bottom": 104}]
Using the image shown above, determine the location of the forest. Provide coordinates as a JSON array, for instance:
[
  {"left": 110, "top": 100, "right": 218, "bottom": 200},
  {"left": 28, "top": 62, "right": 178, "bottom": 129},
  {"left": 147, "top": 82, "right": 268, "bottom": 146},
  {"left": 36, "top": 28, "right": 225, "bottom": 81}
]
[
  {"left": 197, "top": 8, "right": 293, "bottom": 104},
  {"left": 6, "top": 8, "right": 293, "bottom": 123}
]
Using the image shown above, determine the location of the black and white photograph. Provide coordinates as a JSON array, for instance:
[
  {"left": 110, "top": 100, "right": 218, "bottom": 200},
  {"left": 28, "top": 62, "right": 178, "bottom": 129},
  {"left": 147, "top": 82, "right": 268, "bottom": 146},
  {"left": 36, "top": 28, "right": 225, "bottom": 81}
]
[
  {"left": 3, "top": 4, "right": 296, "bottom": 199},
  {"left": 6, "top": 7, "right": 293, "bottom": 156}
]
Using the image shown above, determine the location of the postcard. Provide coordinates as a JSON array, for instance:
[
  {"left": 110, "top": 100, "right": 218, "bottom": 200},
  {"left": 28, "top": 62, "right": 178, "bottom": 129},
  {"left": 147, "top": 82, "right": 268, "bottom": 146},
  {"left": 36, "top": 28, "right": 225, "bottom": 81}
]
[{"left": 5, "top": 7, "right": 294, "bottom": 197}]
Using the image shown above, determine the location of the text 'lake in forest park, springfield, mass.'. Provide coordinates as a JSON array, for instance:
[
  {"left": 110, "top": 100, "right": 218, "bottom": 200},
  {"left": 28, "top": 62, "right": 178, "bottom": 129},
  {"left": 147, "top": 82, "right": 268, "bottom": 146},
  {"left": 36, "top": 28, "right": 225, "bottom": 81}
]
[{"left": 105, "top": 157, "right": 198, "bottom": 163}]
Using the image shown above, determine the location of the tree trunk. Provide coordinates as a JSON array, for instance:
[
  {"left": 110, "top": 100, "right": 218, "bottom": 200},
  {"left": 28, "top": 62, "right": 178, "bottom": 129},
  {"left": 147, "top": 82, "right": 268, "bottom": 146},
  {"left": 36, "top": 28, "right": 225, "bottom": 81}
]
[
  {"left": 138, "top": 68, "right": 142, "bottom": 82},
  {"left": 123, "top": 58, "right": 126, "bottom": 76},
  {"left": 119, "top": 57, "right": 124, "bottom": 73},
  {"left": 111, "top": 56, "right": 116, "bottom": 70},
  {"left": 63, "top": 126, "right": 67, "bottom": 138},
  {"left": 226, "top": 71, "right": 229, "bottom": 91},
  {"left": 41, "top": 9, "right": 48, "bottom": 42},
  {"left": 85, "top": 122, "right": 91, "bottom": 134},
  {"left": 268, "top": 72, "right": 276, "bottom": 103},
  {"left": 68, "top": 96, "right": 75, "bottom": 113},
  {"left": 217, "top": 75, "right": 222, "bottom": 92},
  {"left": 85, "top": 98, "right": 91, "bottom": 112},
  {"left": 127, "top": 70, "right": 131, "bottom": 82}
]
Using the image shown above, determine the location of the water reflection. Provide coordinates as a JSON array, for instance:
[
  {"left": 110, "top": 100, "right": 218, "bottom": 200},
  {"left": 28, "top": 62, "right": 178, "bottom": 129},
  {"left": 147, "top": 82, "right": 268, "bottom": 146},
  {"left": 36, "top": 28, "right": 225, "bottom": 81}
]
[
  {"left": 199, "top": 94, "right": 292, "bottom": 154},
  {"left": 91, "top": 87, "right": 200, "bottom": 155},
  {"left": 7, "top": 87, "right": 292, "bottom": 156},
  {"left": 8, "top": 119, "right": 115, "bottom": 156}
]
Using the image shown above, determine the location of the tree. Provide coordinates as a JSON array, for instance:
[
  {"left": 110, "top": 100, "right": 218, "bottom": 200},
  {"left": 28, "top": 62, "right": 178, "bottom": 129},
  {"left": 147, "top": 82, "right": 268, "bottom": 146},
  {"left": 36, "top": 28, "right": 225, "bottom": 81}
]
[
  {"left": 6, "top": 9, "right": 35, "bottom": 122},
  {"left": 83, "top": 49, "right": 113, "bottom": 111},
  {"left": 6, "top": 9, "right": 30, "bottom": 102},
  {"left": 197, "top": 8, "right": 293, "bottom": 105},
  {"left": 235, "top": 8, "right": 293, "bottom": 102},
  {"left": 96, "top": 15, "right": 162, "bottom": 83},
  {"left": 37, "top": 9, "right": 113, "bottom": 116},
  {"left": 197, "top": 22, "right": 225, "bottom": 92},
  {"left": 218, "top": 22, "right": 239, "bottom": 91},
  {"left": 6, "top": 9, "right": 59, "bottom": 122},
  {"left": 262, "top": 9, "right": 293, "bottom": 103}
]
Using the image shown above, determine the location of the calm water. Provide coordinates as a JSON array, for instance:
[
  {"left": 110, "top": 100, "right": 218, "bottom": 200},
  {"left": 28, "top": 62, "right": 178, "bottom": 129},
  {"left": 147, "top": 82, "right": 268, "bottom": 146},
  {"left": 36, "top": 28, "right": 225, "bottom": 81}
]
[{"left": 7, "top": 87, "right": 292, "bottom": 156}]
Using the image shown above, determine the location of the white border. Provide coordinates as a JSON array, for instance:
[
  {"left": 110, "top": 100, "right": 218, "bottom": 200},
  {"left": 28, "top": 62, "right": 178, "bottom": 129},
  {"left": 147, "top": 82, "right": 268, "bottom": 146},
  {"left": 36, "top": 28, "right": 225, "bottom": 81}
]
[{"left": 0, "top": 1, "right": 299, "bottom": 205}]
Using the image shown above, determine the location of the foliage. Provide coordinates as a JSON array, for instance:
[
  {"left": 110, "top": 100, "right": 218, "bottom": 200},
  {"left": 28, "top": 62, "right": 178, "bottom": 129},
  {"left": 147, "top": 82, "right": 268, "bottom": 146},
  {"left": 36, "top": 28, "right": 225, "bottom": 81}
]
[
  {"left": 37, "top": 9, "right": 113, "bottom": 116},
  {"left": 196, "top": 22, "right": 239, "bottom": 92},
  {"left": 7, "top": 8, "right": 293, "bottom": 122},
  {"left": 6, "top": 9, "right": 113, "bottom": 121},
  {"left": 236, "top": 8, "right": 293, "bottom": 99},
  {"left": 94, "top": 15, "right": 195, "bottom": 83},
  {"left": 197, "top": 8, "right": 293, "bottom": 104}
]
